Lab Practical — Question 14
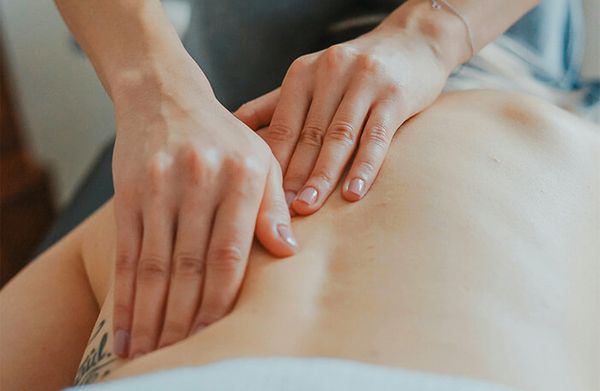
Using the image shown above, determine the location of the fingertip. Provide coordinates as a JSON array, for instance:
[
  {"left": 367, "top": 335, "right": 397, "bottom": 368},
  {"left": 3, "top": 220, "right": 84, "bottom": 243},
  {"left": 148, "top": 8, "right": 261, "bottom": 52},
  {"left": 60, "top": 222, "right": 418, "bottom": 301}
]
[
  {"left": 114, "top": 329, "right": 130, "bottom": 358},
  {"left": 258, "top": 164, "right": 299, "bottom": 256},
  {"left": 291, "top": 200, "right": 313, "bottom": 216},
  {"left": 342, "top": 189, "right": 361, "bottom": 202},
  {"left": 276, "top": 224, "right": 298, "bottom": 252},
  {"left": 112, "top": 288, "right": 135, "bottom": 359},
  {"left": 342, "top": 177, "right": 366, "bottom": 202},
  {"left": 291, "top": 186, "right": 320, "bottom": 216},
  {"left": 234, "top": 106, "right": 257, "bottom": 130},
  {"left": 256, "top": 220, "right": 298, "bottom": 257}
]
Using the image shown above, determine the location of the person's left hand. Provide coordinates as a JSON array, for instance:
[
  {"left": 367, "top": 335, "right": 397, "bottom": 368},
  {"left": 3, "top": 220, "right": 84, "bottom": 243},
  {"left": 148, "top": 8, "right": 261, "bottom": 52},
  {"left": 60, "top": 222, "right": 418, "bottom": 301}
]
[{"left": 234, "top": 21, "right": 451, "bottom": 214}]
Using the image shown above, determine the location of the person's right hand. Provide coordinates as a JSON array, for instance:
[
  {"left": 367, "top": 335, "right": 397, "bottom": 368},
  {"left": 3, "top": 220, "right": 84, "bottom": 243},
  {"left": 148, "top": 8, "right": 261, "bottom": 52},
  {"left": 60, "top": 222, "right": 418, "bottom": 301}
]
[{"left": 110, "top": 56, "right": 298, "bottom": 359}]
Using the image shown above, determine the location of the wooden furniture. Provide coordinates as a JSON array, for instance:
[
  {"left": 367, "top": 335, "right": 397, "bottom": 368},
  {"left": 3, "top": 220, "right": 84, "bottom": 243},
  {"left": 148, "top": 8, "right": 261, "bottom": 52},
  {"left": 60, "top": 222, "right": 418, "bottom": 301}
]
[{"left": 1, "top": 39, "right": 55, "bottom": 286}]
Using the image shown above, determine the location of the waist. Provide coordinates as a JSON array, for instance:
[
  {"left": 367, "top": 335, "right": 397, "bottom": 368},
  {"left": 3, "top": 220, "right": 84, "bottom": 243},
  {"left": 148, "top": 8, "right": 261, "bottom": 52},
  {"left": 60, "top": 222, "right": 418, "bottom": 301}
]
[{"left": 106, "top": 237, "right": 576, "bottom": 387}]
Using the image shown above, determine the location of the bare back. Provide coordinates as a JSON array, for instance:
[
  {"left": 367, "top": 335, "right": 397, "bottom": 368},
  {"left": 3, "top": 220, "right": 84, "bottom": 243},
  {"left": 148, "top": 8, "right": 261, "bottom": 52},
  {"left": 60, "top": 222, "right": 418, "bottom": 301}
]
[{"left": 71, "top": 90, "right": 600, "bottom": 390}]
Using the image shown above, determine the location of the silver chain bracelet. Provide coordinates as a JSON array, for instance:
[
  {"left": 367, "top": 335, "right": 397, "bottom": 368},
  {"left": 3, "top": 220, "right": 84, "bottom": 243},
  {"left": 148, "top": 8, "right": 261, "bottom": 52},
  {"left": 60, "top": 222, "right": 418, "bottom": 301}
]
[{"left": 431, "top": 0, "right": 475, "bottom": 59}]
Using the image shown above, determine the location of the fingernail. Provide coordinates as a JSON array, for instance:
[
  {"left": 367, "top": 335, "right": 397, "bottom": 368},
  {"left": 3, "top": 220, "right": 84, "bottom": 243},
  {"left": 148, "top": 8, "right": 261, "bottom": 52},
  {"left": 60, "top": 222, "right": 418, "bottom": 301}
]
[
  {"left": 297, "top": 187, "right": 318, "bottom": 205},
  {"left": 285, "top": 191, "right": 296, "bottom": 208},
  {"left": 348, "top": 178, "right": 365, "bottom": 198},
  {"left": 277, "top": 224, "right": 298, "bottom": 248},
  {"left": 114, "top": 329, "right": 130, "bottom": 358}
]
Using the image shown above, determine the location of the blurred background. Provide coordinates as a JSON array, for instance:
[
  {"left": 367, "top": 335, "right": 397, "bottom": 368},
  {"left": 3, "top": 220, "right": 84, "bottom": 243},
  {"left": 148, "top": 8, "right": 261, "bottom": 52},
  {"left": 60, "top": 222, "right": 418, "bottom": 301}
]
[
  {"left": 0, "top": 0, "right": 598, "bottom": 284},
  {"left": 0, "top": 1, "right": 196, "bottom": 284}
]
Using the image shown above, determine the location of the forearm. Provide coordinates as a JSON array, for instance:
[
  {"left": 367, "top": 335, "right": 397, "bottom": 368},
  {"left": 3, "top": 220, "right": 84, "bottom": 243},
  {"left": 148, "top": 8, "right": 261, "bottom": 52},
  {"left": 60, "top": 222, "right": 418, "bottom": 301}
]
[
  {"left": 54, "top": 0, "right": 211, "bottom": 101},
  {"left": 381, "top": 0, "right": 540, "bottom": 73}
]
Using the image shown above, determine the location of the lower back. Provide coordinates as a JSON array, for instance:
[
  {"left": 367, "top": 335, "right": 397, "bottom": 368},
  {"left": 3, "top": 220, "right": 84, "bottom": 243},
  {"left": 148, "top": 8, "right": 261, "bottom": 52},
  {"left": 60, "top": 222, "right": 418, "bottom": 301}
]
[{"left": 105, "top": 91, "right": 598, "bottom": 391}]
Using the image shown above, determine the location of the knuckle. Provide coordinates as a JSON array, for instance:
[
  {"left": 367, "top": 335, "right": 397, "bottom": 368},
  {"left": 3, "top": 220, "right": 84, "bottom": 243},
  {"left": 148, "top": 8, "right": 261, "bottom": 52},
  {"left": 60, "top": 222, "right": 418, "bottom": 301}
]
[
  {"left": 180, "top": 146, "right": 205, "bottom": 183},
  {"left": 138, "top": 255, "right": 169, "bottom": 281},
  {"left": 208, "top": 244, "right": 244, "bottom": 273},
  {"left": 323, "top": 45, "right": 353, "bottom": 68},
  {"left": 357, "top": 53, "right": 384, "bottom": 75},
  {"left": 202, "top": 153, "right": 222, "bottom": 176},
  {"left": 236, "top": 102, "right": 256, "bottom": 121},
  {"left": 299, "top": 124, "right": 326, "bottom": 147},
  {"left": 326, "top": 121, "right": 355, "bottom": 145},
  {"left": 232, "top": 181, "right": 261, "bottom": 199},
  {"left": 234, "top": 157, "right": 263, "bottom": 179},
  {"left": 226, "top": 158, "right": 265, "bottom": 193},
  {"left": 313, "top": 170, "right": 334, "bottom": 186},
  {"left": 383, "top": 82, "right": 403, "bottom": 98},
  {"left": 355, "top": 160, "right": 377, "bottom": 177},
  {"left": 114, "top": 185, "right": 137, "bottom": 206},
  {"left": 115, "top": 251, "right": 136, "bottom": 277},
  {"left": 173, "top": 253, "right": 204, "bottom": 277},
  {"left": 379, "top": 84, "right": 406, "bottom": 110},
  {"left": 288, "top": 56, "right": 311, "bottom": 77},
  {"left": 364, "top": 125, "right": 390, "bottom": 149},
  {"left": 265, "top": 122, "right": 296, "bottom": 143},
  {"left": 145, "top": 153, "right": 172, "bottom": 191}
]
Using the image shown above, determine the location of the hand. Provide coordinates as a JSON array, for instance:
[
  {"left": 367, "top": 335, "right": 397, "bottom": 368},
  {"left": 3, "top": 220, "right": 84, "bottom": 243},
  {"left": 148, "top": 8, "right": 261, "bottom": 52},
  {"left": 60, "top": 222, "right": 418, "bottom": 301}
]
[
  {"left": 235, "top": 22, "right": 449, "bottom": 214},
  {"left": 110, "top": 58, "right": 297, "bottom": 358}
]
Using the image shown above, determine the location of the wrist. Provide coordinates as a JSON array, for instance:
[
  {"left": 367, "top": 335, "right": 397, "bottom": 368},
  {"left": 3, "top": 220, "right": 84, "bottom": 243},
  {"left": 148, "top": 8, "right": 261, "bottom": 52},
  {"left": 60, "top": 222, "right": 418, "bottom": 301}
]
[
  {"left": 111, "top": 53, "right": 215, "bottom": 113},
  {"left": 111, "top": 54, "right": 212, "bottom": 93},
  {"left": 379, "top": 0, "right": 471, "bottom": 74},
  {"left": 77, "top": 1, "right": 213, "bottom": 102}
]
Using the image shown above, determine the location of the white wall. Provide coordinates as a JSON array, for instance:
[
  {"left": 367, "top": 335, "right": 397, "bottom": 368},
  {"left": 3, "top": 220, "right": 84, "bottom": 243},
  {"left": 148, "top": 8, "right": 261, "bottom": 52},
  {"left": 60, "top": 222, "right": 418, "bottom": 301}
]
[
  {"left": 0, "top": 0, "right": 191, "bottom": 206},
  {"left": 1, "top": 0, "right": 115, "bottom": 205},
  {"left": 0, "top": 0, "right": 598, "bottom": 207}
]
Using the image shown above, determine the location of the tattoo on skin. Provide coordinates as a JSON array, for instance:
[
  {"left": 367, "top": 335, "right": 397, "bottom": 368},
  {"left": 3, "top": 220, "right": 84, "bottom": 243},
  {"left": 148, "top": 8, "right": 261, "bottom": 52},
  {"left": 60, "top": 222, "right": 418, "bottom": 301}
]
[{"left": 73, "top": 319, "right": 118, "bottom": 386}]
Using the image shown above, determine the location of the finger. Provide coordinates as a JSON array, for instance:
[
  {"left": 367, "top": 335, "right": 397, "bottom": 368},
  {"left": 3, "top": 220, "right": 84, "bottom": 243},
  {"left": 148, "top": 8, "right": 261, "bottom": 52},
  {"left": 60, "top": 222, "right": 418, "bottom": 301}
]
[
  {"left": 255, "top": 160, "right": 298, "bottom": 256},
  {"left": 234, "top": 88, "right": 280, "bottom": 130},
  {"left": 292, "top": 75, "right": 374, "bottom": 215},
  {"left": 283, "top": 47, "right": 352, "bottom": 206},
  {"left": 128, "top": 199, "right": 175, "bottom": 358},
  {"left": 343, "top": 96, "right": 406, "bottom": 202},
  {"left": 191, "top": 165, "right": 265, "bottom": 331},
  {"left": 258, "top": 57, "right": 314, "bottom": 171},
  {"left": 112, "top": 197, "right": 142, "bottom": 358},
  {"left": 157, "top": 196, "right": 215, "bottom": 348}
]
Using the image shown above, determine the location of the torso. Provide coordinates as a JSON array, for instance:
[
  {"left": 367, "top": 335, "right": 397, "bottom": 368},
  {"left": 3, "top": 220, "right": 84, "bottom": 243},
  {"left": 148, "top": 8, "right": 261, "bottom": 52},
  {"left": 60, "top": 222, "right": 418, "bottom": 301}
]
[{"left": 80, "top": 91, "right": 599, "bottom": 391}]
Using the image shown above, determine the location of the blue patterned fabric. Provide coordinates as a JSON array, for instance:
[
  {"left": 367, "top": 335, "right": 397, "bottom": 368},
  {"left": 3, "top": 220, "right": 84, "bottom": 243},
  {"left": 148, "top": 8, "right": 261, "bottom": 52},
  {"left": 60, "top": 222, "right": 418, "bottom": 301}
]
[{"left": 505, "top": 0, "right": 584, "bottom": 90}]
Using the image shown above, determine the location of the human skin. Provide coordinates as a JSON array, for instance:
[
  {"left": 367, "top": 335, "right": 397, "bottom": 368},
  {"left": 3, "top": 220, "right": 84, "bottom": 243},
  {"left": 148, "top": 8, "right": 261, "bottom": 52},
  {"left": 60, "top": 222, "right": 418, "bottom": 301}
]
[
  {"left": 1, "top": 90, "right": 597, "bottom": 391},
  {"left": 235, "top": 0, "right": 539, "bottom": 214},
  {"left": 54, "top": 0, "right": 298, "bottom": 361},
  {"left": 53, "top": 0, "right": 539, "bottom": 359}
]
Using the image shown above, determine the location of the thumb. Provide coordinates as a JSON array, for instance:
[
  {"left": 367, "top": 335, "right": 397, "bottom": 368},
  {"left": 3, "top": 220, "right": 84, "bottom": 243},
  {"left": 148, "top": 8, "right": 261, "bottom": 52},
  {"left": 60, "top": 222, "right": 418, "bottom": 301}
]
[
  {"left": 255, "top": 159, "right": 298, "bottom": 257},
  {"left": 234, "top": 88, "right": 280, "bottom": 131}
]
